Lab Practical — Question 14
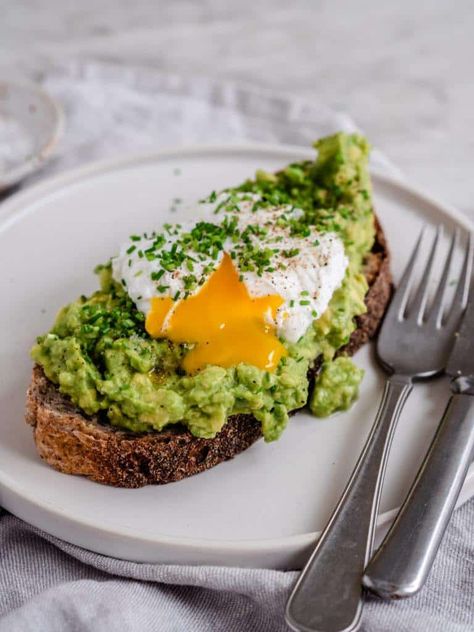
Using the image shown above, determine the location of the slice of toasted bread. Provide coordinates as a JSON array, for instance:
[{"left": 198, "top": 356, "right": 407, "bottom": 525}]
[{"left": 25, "top": 219, "right": 391, "bottom": 488}]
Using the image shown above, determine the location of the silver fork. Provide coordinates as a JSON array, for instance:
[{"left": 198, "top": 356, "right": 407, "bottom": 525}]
[{"left": 285, "top": 226, "right": 472, "bottom": 632}]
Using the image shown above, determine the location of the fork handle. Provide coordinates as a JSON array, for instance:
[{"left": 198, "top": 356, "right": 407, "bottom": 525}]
[
  {"left": 285, "top": 374, "right": 412, "bottom": 632},
  {"left": 363, "top": 392, "right": 474, "bottom": 599}
]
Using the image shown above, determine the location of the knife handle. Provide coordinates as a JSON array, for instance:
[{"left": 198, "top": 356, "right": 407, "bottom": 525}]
[{"left": 363, "top": 393, "right": 474, "bottom": 599}]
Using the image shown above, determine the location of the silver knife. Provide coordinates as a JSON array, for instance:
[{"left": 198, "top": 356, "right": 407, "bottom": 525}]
[{"left": 363, "top": 248, "right": 474, "bottom": 599}]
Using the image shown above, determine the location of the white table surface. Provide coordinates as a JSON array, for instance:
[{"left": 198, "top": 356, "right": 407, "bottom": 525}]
[{"left": 1, "top": 0, "right": 473, "bottom": 218}]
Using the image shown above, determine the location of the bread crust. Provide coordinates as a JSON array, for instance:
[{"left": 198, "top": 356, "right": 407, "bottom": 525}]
[{"left": 25, "top": 219, "right": 392, "bottom": 487}]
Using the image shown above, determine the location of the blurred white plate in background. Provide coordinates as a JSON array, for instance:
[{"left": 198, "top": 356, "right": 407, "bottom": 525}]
[{"left": 0, "top": 80, "right": 63, "bottom": 191}]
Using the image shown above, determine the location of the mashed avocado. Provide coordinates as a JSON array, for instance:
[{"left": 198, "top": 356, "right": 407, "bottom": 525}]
[
  {"left": 32, "top": 132, "right": 374, "bottom": 441},
  {"left": 310, "top": 357, "right": 365, "bottom": 417}
]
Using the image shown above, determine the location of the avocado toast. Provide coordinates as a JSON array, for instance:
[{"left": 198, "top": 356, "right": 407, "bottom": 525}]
[{"left": 26, "top": 132, "right": 392, "bottom": 487}]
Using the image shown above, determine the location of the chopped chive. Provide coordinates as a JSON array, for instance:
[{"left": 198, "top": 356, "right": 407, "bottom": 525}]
[
  {"left": 183, "top": 274, "right": 197, "bottom": 290},
  {"left": 151, "top": 270, "right": 165, "bottom": 281},
  {"left": 282, "top": 248, "right": 300, "bottom": 258}
]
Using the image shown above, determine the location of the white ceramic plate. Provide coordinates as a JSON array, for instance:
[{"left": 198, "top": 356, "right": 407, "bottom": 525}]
[{"left": 0, "top": 145, "right": 472, "bottom": 570}]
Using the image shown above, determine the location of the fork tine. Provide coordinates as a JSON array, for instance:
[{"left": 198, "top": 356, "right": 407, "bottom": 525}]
[
  {"left": 387, "top": 227, "right": 426, "bottom": 321},
  {"left": 426, "top": 228, "right": 458, "bottom": 325},
  {"left": 445, "top": 231, "right": 474, "bottom": 325},
  {"left": 406, "top": 226, "right": 442, "bottom": 323}
]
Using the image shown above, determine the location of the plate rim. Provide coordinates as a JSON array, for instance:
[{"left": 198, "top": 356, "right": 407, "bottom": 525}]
[{"left": 0, "top": 142, "right": 473, "bottom": 559}]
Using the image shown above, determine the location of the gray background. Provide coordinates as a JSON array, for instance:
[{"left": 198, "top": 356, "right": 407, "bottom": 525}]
[{"left": 1, "top": 0, "right": 473, "bottom": 216}]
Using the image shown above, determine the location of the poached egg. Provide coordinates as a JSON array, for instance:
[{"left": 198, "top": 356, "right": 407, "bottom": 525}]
[{"left": 112, "top": 194, "right": 348, "bottom": 373}]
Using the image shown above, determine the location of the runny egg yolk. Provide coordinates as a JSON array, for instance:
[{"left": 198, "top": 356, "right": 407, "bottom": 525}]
[{"left": 145, "top": 253, "right": 287, "bottom": 373}]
